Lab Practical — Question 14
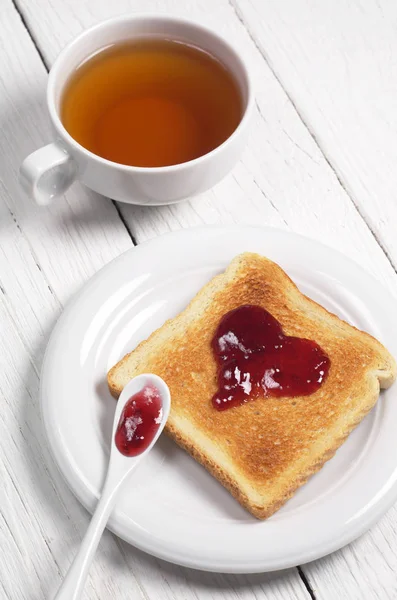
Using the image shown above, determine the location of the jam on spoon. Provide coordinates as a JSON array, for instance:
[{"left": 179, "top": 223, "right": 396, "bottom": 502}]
[
  {"left": 115, "top": 384, "right": 163, "bottom": 456},
  {"left": 212, "top": 305, "right": 330, "bottom": 411}
]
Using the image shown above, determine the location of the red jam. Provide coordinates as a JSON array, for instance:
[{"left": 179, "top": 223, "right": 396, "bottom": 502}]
[
  {"left": 115, "top": 385, "right": 163, "bottom": 456},
  {"left": 212, "top": 305, "right": 330, "bottom": 411}
]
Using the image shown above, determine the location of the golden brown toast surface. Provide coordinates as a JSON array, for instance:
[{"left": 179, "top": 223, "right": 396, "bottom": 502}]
[{"left": 108, "top": 253, "right": 396, "bottom": 518}]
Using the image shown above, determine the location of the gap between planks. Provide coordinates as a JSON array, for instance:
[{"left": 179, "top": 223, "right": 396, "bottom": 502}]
[{"left": 297, "top": 567, "right": 316, "bottom": 600}]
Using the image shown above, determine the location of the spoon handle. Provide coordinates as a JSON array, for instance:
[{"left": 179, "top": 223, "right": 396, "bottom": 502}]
[{"left": 54, "top": 473, "right": 124, "bottom": 600}]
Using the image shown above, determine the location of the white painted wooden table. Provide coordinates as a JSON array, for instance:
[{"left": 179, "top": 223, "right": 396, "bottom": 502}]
[{"left": 1, "top": 0, "right": 397, "bottom": 597}]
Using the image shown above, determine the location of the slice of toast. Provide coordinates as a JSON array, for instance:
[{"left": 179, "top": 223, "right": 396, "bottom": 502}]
[{"left": 108, "top": 253, "right": 396, "bottom": 519}]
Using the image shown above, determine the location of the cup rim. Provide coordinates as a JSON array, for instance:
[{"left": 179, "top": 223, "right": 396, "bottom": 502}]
[{"left": 47, "top": 13, "right": 254, "bottom": 174}]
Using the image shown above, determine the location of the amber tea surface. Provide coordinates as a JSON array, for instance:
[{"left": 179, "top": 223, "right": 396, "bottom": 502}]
[{"left": 61, "top": 38, "right": 242, "bottom": 168}]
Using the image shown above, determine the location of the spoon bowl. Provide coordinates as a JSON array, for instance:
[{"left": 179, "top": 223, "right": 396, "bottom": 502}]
[{"left": 111, "top": 373, "right": 171, "bottom": 466}]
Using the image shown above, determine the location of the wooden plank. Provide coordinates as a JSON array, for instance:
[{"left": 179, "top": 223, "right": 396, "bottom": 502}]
[
  {"left": 228, "top": 0, "right": 397, "bottom": 270},
  {"left": 0, "top": 0, "right": 309, "bottom": 598}
]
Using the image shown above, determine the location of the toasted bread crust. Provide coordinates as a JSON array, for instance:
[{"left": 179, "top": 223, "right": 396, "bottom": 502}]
[
  {"left": 108, "top": 253, "right": 396, "bottom": 518},
  {"left": 165, "top": 371, "right": 381, "bottom": 518}
]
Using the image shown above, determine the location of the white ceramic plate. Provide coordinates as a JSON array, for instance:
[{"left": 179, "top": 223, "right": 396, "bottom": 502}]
[{"left": 41, "top": 226, "right": 397, "bottom": 573}]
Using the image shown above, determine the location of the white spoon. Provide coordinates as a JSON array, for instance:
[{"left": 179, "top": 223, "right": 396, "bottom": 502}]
[{"left": 54, "top": 373, "right": 171, "bottom": 600}]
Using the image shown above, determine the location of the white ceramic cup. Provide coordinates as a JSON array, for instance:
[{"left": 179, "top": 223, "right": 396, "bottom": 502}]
[{"left": 19, "top": 15, "right": 253, "bottom": 206}]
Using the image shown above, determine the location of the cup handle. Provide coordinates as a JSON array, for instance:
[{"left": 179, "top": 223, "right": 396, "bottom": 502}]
[{"left": 19, "top": 143, "right": 77, "bottom": 206}]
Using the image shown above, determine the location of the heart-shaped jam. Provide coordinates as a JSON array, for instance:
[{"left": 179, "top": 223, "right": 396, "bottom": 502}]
[{"left": 212, "top": 305, "right": 330, "bottom": 411}]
